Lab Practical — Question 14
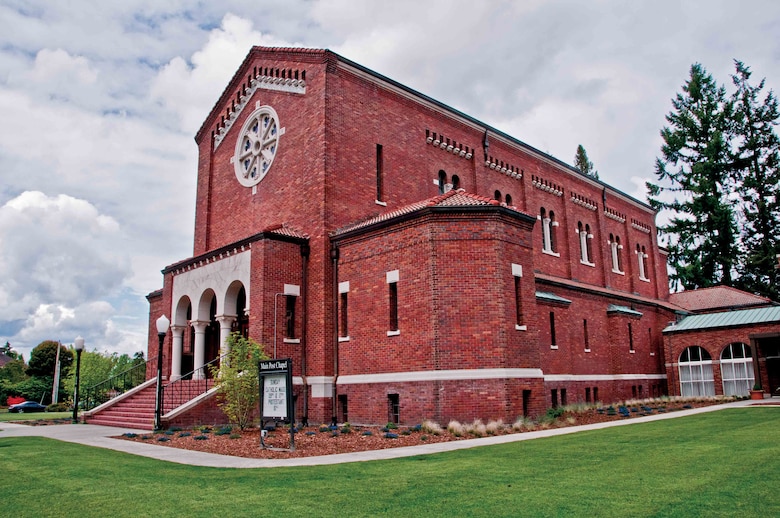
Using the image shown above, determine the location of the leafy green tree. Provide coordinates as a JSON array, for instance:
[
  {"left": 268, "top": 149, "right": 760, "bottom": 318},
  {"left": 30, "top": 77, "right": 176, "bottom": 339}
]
[
  {"left": 210, "top": 333, "right": 268, "bottom": 430},
  {"left": 647, "top": 63, "right": 738, "bottom": 290},
  {"left": 63, "top": 350, "right": 115, "bottom": 398},
  {"left": 0, "top": 359, "right": 27, "bottom": 384},
  {"left": 574, "top": 145, "right": 599, "bottom": 179},
  {"left": 26, "top": 341, "right": 73, "bottom": 378},
  {"left": 730, "top": 60, "right": 780, "bottom": 300}
]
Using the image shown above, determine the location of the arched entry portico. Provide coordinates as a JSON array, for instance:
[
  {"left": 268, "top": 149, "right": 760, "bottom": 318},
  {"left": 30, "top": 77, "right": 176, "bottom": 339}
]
[{"left": 168, "top": 250, "right": 252, "bottom": 380}]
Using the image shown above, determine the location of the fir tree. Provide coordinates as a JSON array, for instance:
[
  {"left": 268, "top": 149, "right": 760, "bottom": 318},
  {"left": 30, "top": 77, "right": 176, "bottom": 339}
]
[
  {"left": 574, "top": 145, "right": 599, "bottom": 179},
  {"left": 647, "top": 63, "right": 738, "bottom": 291},
  {"left": 730, "top": 60, "right": 780, "bottom": 299}
]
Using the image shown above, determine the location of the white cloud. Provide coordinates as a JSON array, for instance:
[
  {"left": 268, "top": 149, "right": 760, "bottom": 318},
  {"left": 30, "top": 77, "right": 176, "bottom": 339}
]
[{"left": 149, "top": 13, "right": 298, "bottom": 134}]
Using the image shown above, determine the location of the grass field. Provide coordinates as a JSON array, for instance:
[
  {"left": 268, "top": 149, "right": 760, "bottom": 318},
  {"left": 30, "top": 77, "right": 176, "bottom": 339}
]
[
  {"left": 1, "top": 408, "right": 778, "bottom": 517},
  {"left": 0, "top": 411, "right": 72, "bottom": 422}
]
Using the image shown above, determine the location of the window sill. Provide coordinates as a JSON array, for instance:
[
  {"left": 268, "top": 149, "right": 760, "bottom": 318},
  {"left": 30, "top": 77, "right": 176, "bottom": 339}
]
[
  {"left": 542, "top": 250, "right": 560, "bottom": 258},
  {"left": 283, "top": 338, "right": 301, "bottom": 344},
  {"left": 550, "top": 345, "right": 559, "bottom": 350},
  {"left": 387, "top": 330, "right": 400, "bottom": 337},
  {"left": 375, "top": 200, "right": 387, "bottom": 207},
  {"left": 639, "top": 276, "right": 650, "bottom": 283},
  {"left": 650, "top": 352, "right": 655, "bottom": 356},
  {"left": 611, "top": 269, "right": 625, "bottom": 275},
  {"left": 515, "top": 325, "right": 527, "bottom": 331},
  {"left": 629, "top": 350, "right": 636, "bottom": 354},
  {"left": 584, "top": 348, "right": 591, "bottom": 353},
  {"left": 338, "top": 336, "right": 350, "bottom": 343},
  {"left": 580, "top": 260, "right": 595, "bottom": 267}
]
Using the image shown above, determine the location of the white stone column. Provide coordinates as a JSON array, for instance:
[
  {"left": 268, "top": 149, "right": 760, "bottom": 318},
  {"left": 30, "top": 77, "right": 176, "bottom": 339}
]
[
  {"left": 215, "top": 315, "right": 237, "bottom": 362},
  {"left": 170, "top": 325, "right": 185, "bottom": 381},
  {"left": 191, "top": 320, "right": 209, "bottom": 380}
]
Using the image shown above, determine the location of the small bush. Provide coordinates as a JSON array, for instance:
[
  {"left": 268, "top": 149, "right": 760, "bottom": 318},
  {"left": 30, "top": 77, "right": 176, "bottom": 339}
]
[
  {"left": 123, "top": 433, "right": 138, "bottom": 438},
  {"left": 447, "top": 420, "right": 465, "bottom": 437},
  {"left": 178, "top": 432, "right": 191, "bottom": 438},
  {"left": 229, "top": 434, "right": 241, "bottom": 439},
  {"left": 319, "top": 425, "right": 330, "bottom": 433},
  {"left": 512, "top": 417, "right": 536, "bottom": 432},
  {"left": 156, "top": 436, "right": 170, "bottom": 442},
  {"left": 305, "top": 431, "right": 317, "bottom": 436},
  {"left": 362, "top": 430, "right": 373, "bottom": 436},
  {"left": 421, "top": 419, "right": 443, "bottom": 435},
  {"left": 140, "top": 435, "right": 152, "bottom": 440},
  {"left": 46, "top": 403, "right": 68, "bottom": 412},
  {"left": 384, "top": 432, "right": 399, "bottom": 439},
  {"left": 169, "top": 426, "right": 183, "bottom": 432},
  {"left": 485, "top": 419, "right": 504, "bottom": 435},
  {"left": 193, "top": 435, "right": 209, "bottom": 441},
  {"left": 385, "top": 422, "right": 398, "bottom": 429}
]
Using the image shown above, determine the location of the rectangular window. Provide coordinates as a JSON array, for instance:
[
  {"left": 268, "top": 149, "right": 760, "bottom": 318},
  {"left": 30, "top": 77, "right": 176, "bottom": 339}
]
[
  {"left": 585, "top": 387, "right": 591, "bottom": 403},
  {"left": 389, "top": 282, "right": 398, "bottom": 332},
  {"left": 387, "top": 270, "right": 399, "bottom": 335},
  {"left": 583, "top": 319, "right": 589, "bottom": 351},
  {"left": 551, "top": 389, "right": 558, "bottom": 408},
  {"left": 549, "top": 311, "right": 557, "bottom": 348},
  {"left": 338, "top": 281, "right": 349, "bottom": 340},
  {"left": 560, "top": 388, "right": 567, "bottom": 407},
  {"left": 628, "top": 322, "right": 634, "bottom": 352},
  {"left": 285, "top": 295, "right": 296, "bottom": 339},
  {"left": 593, "top": 386, "right": 599, "bottom": 402},
  {"left": 388, "top": 393, "right": 399, "bottom": 424},
  {"left": 339, "top": 292, "right": 348, "bottom": 338},
  {"left": 338, "top": 394, "right": 348, "bottom": 423},
  {"left": 522, "top": 390, "right": 531, "bottom": 418},
  {"left": 376, "top": 144, "right": 384, "bottom": 203},
  {"left": 512, "top": 263, "right": 525, "bottom": 330}
]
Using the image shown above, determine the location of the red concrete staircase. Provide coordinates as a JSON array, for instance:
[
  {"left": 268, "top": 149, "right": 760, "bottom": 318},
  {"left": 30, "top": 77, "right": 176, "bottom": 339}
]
[
  {"left": 86, "top": 383, "right": 157, "bottom": 430},
  {"left": 85, "top": 379, "right": 215, "bottom": 430}
]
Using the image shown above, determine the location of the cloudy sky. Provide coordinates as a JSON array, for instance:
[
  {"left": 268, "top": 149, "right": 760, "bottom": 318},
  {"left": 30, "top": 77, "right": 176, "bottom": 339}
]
[{"left": 1, "top": 0, "right": 779, "bottom": 360}]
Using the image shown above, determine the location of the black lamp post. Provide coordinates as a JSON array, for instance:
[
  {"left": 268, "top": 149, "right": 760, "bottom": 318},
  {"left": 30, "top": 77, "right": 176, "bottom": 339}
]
[
  {"left": 72, "top": 336, "right": 85, "bottom": 424},
  {"left": 154, "top": 314, "right": 170, "bottom": 431}
]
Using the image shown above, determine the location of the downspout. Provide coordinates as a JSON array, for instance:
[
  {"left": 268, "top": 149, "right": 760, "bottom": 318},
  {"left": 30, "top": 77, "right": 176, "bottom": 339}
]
[
  {"left": 300, "top": 242, "right": 310, "bottom": 426},
  {"left": 330, "top": 244, "right": 340, "bottom": 426}
]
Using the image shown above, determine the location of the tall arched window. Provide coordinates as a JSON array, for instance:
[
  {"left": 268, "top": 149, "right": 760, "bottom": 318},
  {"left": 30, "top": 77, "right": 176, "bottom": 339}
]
[
  {"left": 494, "top": 190, "right": 502, "bottom": 201},
  {"left": 540, "top": 208, "right": 557, "bottom": 254},
  {"left": 609, "top": 234, "right": 623, "bottom": 273},
  {"left": 505, "top": 193, "right": 512, "bottom": 206},
  {"left": 451, "top": 175, "right": 460, "bottom": 190},
  {"left": 678, "top": 346, "right": 715, "bottom": 397},
  {"left": 637, "top": 244, "right": 649, "bottom": 280},
  {"left": 578, "top": 222, "right": 593, "bottom": 264},
  {"left": 438, "top": 170, "right": 447, "bottom": 194},
  {"left": 721, "top": 342, "right": 754, "bottom": 396}
]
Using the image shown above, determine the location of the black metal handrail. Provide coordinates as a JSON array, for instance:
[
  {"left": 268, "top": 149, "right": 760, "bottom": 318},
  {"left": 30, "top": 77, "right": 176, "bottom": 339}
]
[
  {"left": 82, "top": 360, "right": 147, "bottom": 411},
  {"left": 161, "top": 354, "right": 226, "bottom": 413}
]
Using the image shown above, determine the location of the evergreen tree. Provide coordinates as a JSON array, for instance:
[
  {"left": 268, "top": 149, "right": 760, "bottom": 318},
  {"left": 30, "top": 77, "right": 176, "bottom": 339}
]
[
  {"left": 730, "top": 60, "right": 780, "bottom": 300},
  {"left": 647, "top": 63, "right": 738, "bottom": 290},
  {"left": 574, "top": 145, "right": 599, "bottom": 179}
]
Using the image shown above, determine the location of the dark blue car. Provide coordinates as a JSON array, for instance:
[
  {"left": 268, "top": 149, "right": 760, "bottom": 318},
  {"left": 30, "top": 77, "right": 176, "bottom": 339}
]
[{"left": 8, "top": 401, "right": 47, "bottom": 413}]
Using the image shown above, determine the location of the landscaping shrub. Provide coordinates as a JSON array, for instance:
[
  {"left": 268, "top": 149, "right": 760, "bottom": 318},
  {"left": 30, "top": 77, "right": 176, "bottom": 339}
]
[{"left": 46, "top": 402, "right": 68, "bottom": 412}]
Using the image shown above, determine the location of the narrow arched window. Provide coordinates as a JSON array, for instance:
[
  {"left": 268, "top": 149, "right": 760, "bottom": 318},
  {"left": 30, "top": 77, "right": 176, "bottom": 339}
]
[
  {"left": 505, "top": 194, "right": 512, "bottom": 206},
  {"left": 451, "top": 175, "right": 460, "bottom": 190},
  {"left": 438, "top": 170, "right": 447, "bottom": 194},
  {"left": 494, "top": 190, "right": 502, "bottom": 201}
]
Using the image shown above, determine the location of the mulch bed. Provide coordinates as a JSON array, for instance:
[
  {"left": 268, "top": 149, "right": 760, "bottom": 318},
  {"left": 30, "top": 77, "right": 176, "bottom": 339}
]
[{"left": 113, "top": 399, "right": 731, "bottom": 459}]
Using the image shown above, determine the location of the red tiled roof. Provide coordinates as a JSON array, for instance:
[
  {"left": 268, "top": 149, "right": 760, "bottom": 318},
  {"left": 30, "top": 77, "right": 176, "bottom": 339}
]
[
  {"left": 669, "top": 286, "right": 774, "bottom": 312},
  {"left": 331, "top": 189, "right": 528, "bottom": 236},
  {"left": 264, "top": 224, "right": 309, "bottom": 239}
]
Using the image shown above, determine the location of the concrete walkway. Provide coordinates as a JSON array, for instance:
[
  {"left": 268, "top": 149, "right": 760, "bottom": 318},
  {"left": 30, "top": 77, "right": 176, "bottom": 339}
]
[{"left": 0, "top": 399, "right": 770, "bottom": 469}]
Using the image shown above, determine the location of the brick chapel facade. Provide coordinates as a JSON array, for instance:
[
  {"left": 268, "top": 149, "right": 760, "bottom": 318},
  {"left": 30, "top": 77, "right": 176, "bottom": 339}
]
[{"left": 145, "top": 47, "right": 680, "bottom": 426}]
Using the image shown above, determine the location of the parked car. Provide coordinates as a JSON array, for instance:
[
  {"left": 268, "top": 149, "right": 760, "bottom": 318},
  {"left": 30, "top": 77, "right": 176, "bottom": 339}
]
[{"left": 8, "top": 401, "right": 47, "bottom": 413}]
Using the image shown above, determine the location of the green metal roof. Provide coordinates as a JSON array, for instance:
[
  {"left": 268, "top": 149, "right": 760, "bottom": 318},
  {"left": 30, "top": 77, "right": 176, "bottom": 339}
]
[
  {"left": 535, "top": 291, "right": 572, "bottom": 305},
  {"left": 663, "top": 306, "right": 780, "bottom": 333},
  {"left": 607, "top": 304, "right": 643, "bottom": 317}
]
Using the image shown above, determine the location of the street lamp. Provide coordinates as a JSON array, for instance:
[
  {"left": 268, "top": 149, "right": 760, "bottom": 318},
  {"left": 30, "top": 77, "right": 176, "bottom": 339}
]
[
  {"left": 72, "top": 336, "right": 85, "bottom": 424},
  {"left": 154, "top": 314, "right": 170, "bottom": 430}
]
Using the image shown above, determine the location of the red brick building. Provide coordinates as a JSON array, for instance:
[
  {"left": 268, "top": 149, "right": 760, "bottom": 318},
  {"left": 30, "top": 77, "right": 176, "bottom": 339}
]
[
  {"left": 664, "top": 287, "right": 780, "bottom": 398},
  {"left": 142, "top": 47, "right": 682, "bottom": 427}
]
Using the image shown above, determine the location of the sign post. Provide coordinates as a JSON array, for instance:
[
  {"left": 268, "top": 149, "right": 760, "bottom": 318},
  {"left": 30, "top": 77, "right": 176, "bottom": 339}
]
[{"left": 258, "top": 358, "right": 294, "bottom": 451}]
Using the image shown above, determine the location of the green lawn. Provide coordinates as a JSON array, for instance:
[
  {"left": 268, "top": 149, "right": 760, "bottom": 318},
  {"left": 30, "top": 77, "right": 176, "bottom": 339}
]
[
  {"left": 1, "top": 408, "right": 778, "bottom": 517},
  {"left": 0, "top": 411, "right": 72, "bottom": 422}
]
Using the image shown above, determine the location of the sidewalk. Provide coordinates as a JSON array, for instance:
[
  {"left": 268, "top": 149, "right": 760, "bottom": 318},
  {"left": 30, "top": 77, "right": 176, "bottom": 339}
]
[{"left": 0, "top": 399, "right": 768, "bottom": 469}]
